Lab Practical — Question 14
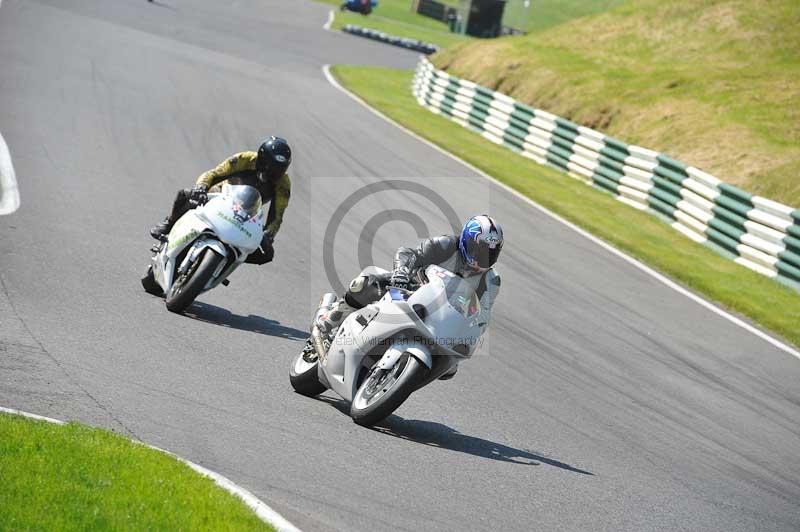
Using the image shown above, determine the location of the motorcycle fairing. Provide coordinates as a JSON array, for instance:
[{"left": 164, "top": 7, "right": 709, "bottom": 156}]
[
  {"left": 195, "top": 194, "right": 263, "bottom": 256},
  {"left": 152, "top": 188, "right": 265, "bottom": 293},
  {"left": 317, "top": 264, "right": 485, "bottom": 402},
  {"left": 154, "top": 210, "right": 217, "bottom": 292}
]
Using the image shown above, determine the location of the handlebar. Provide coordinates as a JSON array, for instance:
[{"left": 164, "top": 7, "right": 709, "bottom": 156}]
[
  {"left": 184, "top": 187, "right": 208, "bottom": 208},
  {"left": 385, "top": 268, "right": 430, "bottom": 295}
]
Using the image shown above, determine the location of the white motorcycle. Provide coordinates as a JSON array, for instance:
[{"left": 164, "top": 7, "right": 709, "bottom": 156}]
[
  {"left": 141, "top": 184, "right": 264, "bottom": 313},
  {"left": 290, "top": 264, "right": 486, "bottom": 426}
]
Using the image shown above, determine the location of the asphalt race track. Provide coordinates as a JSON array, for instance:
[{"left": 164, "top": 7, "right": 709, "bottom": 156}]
[{"left": 1, "top": 1, "right": 799, "bottom": 531}]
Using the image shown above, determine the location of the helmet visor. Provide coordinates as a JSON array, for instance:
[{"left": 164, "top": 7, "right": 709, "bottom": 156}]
[
  {"left": 473, "top": 242, "right": 501, "bottom": 269},
  {"left": 464, "top": 237, "right": 501, "bottom": 270}
]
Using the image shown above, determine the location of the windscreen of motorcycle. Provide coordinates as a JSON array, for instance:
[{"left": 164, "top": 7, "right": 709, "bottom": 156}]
[
  {"left": 421, "top": 265, "right": 480, "bottom": 318},
  {"left": 223, "top": 184, "right": 262, "bottom": 223},
  {"left": 442, "top": 272, "right": 480, "bottom": 318}
]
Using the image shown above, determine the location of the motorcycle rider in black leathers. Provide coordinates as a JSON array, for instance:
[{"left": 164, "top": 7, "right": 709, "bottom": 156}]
[{"left": 315, "top": 215, "right": 504, "bottom": 379}]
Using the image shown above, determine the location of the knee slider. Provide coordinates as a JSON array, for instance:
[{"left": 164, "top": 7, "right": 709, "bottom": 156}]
[{"left": 345, "top": 274, "right": 382, "bottom": 308}]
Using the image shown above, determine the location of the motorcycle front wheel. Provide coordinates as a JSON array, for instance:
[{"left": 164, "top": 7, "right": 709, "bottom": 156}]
[
  {"left": 350, "top": 353, "right": 426, "bottom": 427},
  {"left": 165, "top": 248, "right": 224, "bottom": 313},
  {"left": 289, "top": 343, "right": 327, "bottom": 397}
]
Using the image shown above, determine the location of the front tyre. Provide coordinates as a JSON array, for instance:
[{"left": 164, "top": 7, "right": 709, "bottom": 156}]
[
  {"left": 165, "top": 248, "right": 224, "bottom": 313},
  {"left": 350, "top": 353, "right": 426, "bottom": 427},
  {"left": 289, "top": 342, "right": 327, "bottom": 397}
]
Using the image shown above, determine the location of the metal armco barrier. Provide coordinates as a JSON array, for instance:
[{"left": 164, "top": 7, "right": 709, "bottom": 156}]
[
  {"left": 412, "top": 57, "right": 800, "bottom": 290},
  {"left": 343, "top": 25, "right": 439, "bottom": 55}
]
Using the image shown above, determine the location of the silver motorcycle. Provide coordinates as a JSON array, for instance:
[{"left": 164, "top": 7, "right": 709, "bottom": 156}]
[{"left": 290, "top": 264, "right": 486, "bottom": 426}]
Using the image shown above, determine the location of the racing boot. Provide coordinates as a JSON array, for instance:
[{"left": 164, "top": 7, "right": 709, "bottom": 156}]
[
  {"left": 150, "top": 216, "right": 172, "bottom": 241},
  {"left": 314, "top": 296, "right": 356, "bottom": 334}
]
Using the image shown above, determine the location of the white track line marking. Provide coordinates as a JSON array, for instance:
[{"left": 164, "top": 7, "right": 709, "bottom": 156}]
[
  {"left": 322, "top": 63, "right": 800, "bottom": 361},
  {"left": 0, "top": 406, "right": 64, "bottom": 424},
  {"left": 0, "top": 131, "right": 20, "bottom": 215},
  {"left": 323, "top": 9, "right": 334, "bottom": 31},
  {"left": 0, "top": 406, "right": 302, "bottom": 532}
]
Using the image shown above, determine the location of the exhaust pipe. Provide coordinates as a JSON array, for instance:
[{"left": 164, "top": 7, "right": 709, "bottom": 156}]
[
  {"left": 310, "top": 293, "right": 338, "bottom": 361},
  {"left": 311, "top": 325, "right": 329, "bottom": 361}
]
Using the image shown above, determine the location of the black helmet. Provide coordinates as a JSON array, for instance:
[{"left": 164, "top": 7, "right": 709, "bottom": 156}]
[
  {"left": 256, "top": 136, "right": 292, "bottom": 182},
  {"left": 458, "top": 215, "right": 503, "bottom": 272}
]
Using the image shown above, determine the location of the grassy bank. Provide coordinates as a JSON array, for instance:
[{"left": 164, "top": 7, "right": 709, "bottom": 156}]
[
  {"left": 522, "top": 0, "right": 625, "bottom": 34},
  {"left": 435, "top": 0, "right": 800, "bottom": 206},
  {"left": 0, "top": 413, "right": 274, "bottom": 531},
  {"left": 331, "top": 65, "right": 800, "bottom": 347}
]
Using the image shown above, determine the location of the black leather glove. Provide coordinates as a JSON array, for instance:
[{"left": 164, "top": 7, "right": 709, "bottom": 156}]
[
  {"left": 189, "top": 184, "right": 208, "bottom": 205},
  {"left": 389, "top": 267, "right": 411, "bottom": 290}
]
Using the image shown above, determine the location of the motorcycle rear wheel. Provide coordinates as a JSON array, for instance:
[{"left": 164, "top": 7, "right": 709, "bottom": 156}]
[
  {"left": 165, "top": 248, "right": 223, "bottom": 313},
  {"left": 350, "top": 353, "right": 426, "bottom": 427},
  {"left": 289, "top": 344, "right": 327, "bottom": 397}
]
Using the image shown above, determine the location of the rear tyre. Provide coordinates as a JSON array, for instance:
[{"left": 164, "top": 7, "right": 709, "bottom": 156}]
[
  {"left": 350, "top": 353, "right": 426, "bottom": 427},
  {"left": 289, "top": 343, "right": 327, "bottom": 397},
  {"left": 141, "top": 264, "right": 163, "bottom": 296},
  {"left": 165, "top": 248, "right": 223, "bottom": 313}
]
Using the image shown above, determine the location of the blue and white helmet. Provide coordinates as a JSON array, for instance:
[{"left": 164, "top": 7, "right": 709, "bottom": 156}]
[{"left": 458, "top": 215, "right": 504, "bottom": 272}]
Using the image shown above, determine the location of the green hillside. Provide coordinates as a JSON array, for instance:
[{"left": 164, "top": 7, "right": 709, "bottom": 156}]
[
  {"left": 522, "top": 0, "right": 625, "bottom": 33},
  {"left": 435, "top": 0, "right": 800, "bottom": 206}
]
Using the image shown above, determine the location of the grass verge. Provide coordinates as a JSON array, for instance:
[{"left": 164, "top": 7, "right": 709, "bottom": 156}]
[
  {"left": 331, "top": 65, "right": 800, "bottom": 347},
  {"left": 318, "top": 0, "right": 467, "bottom": 49},
  {"left": 0, "top": 413, "right": 275, "bottom": 531}
]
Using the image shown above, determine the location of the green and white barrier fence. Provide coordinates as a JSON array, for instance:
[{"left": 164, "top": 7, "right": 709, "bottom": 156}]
[{"left": 412, "top": 57, "right": 800, "bottom": 290}]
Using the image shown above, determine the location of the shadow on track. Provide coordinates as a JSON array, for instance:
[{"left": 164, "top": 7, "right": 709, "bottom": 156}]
[
  {"left": 184, "top": 301, "right": 307, "bottom": 340},
  {"left": 312, "top": 394, "right": 593, "bottom": 475}
]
